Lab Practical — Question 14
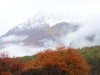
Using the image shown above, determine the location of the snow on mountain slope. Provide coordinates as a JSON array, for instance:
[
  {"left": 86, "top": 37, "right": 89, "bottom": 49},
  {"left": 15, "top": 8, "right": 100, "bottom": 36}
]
[
  {"left": 16, "top": 11, "right": 71, "bottom": 30},
  {"left": 14, "top": 11, "right": 89, "bottom": 31},
  {"left": 0, "top": 10, "right": 92, "bottom": 36},
  {"left": 0, "top": 11, "right": 91, "bottom": 48}
]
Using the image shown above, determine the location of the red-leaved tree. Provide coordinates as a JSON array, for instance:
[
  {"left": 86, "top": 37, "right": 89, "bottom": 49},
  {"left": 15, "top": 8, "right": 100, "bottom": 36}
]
[{"left": 22, "top": 46, "right": 91, "bottom": 75}]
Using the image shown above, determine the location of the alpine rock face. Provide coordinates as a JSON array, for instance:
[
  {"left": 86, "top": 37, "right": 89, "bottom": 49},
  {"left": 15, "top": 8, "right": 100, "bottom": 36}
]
[{"left": 0, "top": 11, "right": 80, "bottom": 48}]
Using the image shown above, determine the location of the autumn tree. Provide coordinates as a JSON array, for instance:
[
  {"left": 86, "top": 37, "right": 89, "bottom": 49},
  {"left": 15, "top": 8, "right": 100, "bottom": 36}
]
[
  {"left": 22, "top": 46, "right": 91, "bottom": 75},
  {"left": 0, "top": 52, "right": 24, "bottom": 75}
]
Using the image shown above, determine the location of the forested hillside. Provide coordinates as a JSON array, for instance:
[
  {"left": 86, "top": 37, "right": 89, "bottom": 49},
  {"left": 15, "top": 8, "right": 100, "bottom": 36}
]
[
  {"left": 79, "top": 46, "right": 100, "bottom": 74},
  {"left": 0, "top": 46, "right": 100, "bottom": 75}
]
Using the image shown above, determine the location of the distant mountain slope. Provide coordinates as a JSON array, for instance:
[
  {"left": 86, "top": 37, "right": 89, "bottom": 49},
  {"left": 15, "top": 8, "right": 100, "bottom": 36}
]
[
  {"left": 23, "top": 22, "right": 79, "bottom": 47},
  {"left": 0, "top": 11, "right": 80, "bottom": 48},
  {"left": 1, "top": 11, "right": 72, "bottom": 37}
]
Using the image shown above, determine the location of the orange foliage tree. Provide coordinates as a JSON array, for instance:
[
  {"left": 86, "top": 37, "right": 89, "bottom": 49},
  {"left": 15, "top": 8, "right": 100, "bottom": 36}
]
[
  {"left": 22, "top": 46, "right": 91, "bottom": 75},
  {"left": 0, "top": 52, "right": 24, "bottom": 75}
]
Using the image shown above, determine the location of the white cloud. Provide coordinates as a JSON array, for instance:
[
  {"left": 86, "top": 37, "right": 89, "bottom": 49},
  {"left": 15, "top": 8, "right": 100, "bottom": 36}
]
[
  {"left": 61, "top": 15, "right": 100, "bottom": 48},
  {"left": 39, "top": 38, "right": 59, "bottom": 48},
  {"left": 1, "top": 35, "right": 27, "bottom": 42},
  {"left": 0, "top": 43, "right": 45, "bottom": 57}
]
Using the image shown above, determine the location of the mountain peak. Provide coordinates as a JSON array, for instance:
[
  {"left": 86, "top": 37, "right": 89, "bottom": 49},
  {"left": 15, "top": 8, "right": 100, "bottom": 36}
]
[
  {"left": 15, "top": 11, "right": 75, "bottom": 31},
  {"left": 15, "top": 11, "right": 50, "bottom": 31}
]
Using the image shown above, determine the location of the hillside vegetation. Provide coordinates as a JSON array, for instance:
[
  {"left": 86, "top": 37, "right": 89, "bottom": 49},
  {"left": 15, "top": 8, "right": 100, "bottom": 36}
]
[
  {"left": 78, "top": 46, "right": 100, "bottom": 74},
  {"left": 0, "top": 46, "right": 91, "bottom": 75}
]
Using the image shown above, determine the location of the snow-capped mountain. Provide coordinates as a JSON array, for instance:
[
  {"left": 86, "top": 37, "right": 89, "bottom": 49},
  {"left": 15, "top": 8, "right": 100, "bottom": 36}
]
[
  {"left": 0, "top": 11, "right": 82, "bottom": 48},
  {"left": 0, "top": 11, "right": 81, "bottom": 37},
  {"left": 13, "top": 11, "right": 73, "bottom": 31}
]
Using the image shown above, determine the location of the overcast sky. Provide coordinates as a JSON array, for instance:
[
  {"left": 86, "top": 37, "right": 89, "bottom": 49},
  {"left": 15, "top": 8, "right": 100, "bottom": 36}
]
[{"left": 0, "top": 0, "right": 100, "bottom": 36}]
